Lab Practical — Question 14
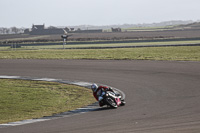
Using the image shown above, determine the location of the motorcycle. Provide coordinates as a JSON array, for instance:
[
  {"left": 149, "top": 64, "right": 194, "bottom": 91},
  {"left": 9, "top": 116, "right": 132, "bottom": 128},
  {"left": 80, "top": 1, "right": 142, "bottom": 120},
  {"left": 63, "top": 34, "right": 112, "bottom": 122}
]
[{"left": 100, "top": 90, "right": 125, "bottom": 108}]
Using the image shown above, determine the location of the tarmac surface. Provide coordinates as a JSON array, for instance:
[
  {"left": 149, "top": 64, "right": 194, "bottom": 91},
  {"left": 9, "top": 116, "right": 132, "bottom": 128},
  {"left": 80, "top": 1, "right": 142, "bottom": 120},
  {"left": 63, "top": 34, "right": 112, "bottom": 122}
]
[{"left": 0, "top": 59, "right": 200, "bottom": 133}]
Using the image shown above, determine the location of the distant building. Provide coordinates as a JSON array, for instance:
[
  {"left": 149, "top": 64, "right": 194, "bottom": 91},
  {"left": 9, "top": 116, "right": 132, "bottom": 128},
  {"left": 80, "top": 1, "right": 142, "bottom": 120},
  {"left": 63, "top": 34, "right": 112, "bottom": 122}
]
[
  {"left": 29, "top": 24, "right": 63, "bottom": 35},
  {"left": 26, "top": 24, "right": 103, "bottom": 35},
  {"left": 32, "top": 24, "right": 45, "bottom": 30},
  {"left": 111, "top": 27, "right": 122, "bottom": 32}
]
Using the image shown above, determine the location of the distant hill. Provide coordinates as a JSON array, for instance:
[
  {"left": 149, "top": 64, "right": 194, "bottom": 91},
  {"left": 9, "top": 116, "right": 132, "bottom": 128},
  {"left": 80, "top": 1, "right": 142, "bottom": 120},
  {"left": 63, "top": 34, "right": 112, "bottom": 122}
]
[
  {"left": 176, "top": 22, "right": 200, "bottom": 29},
  {"left": 63, "top": 20, "right": 195, "bottom": 30}
]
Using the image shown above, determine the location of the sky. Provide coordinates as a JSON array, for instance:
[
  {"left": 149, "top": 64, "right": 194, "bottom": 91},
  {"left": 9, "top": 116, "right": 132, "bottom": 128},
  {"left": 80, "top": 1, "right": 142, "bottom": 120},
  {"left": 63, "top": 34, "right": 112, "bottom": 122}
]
[{"left": 0, "top": 0, "right": 200, "bottom": 28}]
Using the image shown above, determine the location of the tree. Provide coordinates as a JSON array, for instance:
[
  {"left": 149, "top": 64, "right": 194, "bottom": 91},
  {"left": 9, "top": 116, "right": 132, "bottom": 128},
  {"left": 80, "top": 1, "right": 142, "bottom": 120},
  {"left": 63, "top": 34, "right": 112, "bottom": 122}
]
[
  {"left": 0, "top": 28, "right": 3, "bottom": 34},
  {"left": 11, "top": 27, "right": 19, "bottom": 34}
]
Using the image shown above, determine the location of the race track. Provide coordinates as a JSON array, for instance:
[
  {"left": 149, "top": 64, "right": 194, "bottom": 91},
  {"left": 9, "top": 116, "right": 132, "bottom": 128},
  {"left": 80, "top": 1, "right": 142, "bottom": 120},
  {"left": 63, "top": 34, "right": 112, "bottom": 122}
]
[{"left": 0, "top": 59, "right": 200, "bottom": 133}]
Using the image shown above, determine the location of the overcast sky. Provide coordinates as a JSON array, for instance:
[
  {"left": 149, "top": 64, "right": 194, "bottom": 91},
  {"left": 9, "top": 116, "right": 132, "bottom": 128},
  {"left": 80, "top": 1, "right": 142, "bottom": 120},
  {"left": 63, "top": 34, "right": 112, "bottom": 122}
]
[{"left": 0, "top": 0, "right": 200, "bottom": 28}]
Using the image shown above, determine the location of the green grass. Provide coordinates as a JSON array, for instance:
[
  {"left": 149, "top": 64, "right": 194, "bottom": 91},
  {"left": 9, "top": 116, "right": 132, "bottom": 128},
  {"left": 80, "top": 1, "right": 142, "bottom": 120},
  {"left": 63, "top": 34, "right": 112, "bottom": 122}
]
[
  {"left": 0, "top": 79, "right": 95, "bottom": 124},
  {"left": 1, "top": 40, "right": 200, "bottom": 50},
  {"left": 32, "top": 40, "right": 200, "bottom": 49},
  {"left": 0, "top": 46, "right": 200, "bottom": 61}
]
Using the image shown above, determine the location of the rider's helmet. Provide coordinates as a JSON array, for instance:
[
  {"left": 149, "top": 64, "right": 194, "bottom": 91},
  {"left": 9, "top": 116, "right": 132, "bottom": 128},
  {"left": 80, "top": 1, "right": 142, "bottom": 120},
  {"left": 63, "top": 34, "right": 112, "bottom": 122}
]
[{"left": 91, "top": 83, "right": 98, "bottom": 92}]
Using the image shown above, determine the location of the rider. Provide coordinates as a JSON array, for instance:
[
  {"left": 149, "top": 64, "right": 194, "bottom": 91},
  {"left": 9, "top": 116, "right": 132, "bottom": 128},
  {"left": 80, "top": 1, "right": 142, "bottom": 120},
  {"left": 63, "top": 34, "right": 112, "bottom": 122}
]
[{"left": 91, "top": 83, "right": 124, "bottom": 107}]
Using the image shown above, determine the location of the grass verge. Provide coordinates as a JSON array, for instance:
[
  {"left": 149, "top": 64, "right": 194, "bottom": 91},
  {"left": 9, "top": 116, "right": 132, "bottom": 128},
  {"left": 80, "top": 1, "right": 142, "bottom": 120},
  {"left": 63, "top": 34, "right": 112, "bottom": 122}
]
[
  {"left": 1, "top": 40, "right": 200, "bottom": 50},
  {"left": 0, "top": 79, "right": 95, "bottom": 124},
  {"left": 0, "top": 46, "right": 200, "bottom": 61}
]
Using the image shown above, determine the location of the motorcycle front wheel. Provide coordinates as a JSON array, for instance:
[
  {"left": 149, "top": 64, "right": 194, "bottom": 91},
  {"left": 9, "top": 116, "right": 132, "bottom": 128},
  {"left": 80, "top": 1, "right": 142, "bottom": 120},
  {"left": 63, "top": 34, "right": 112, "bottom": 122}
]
[{"left": 105, "top": 97, "right": 118, "bottom": 108}]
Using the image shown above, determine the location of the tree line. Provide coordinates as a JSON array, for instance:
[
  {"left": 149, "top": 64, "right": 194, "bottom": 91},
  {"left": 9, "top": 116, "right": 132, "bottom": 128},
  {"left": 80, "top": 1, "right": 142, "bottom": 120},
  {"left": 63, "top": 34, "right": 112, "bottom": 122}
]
[{"left": 0, "top": 27, "right": 25, "bottom": 34}]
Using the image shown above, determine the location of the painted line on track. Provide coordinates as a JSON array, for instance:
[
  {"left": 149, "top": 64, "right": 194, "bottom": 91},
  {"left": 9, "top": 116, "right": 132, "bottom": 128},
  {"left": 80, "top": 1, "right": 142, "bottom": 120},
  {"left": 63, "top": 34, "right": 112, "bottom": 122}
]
[{"left": 0, "top": 75, "right": 125, "bottom": 128}]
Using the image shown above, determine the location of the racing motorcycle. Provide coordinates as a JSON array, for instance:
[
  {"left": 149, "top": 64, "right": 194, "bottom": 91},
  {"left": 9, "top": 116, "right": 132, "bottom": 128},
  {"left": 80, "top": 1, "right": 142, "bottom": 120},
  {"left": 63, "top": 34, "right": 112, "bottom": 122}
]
[{"left": 101, "top": 90, "right": 125, "bottom": 108}]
